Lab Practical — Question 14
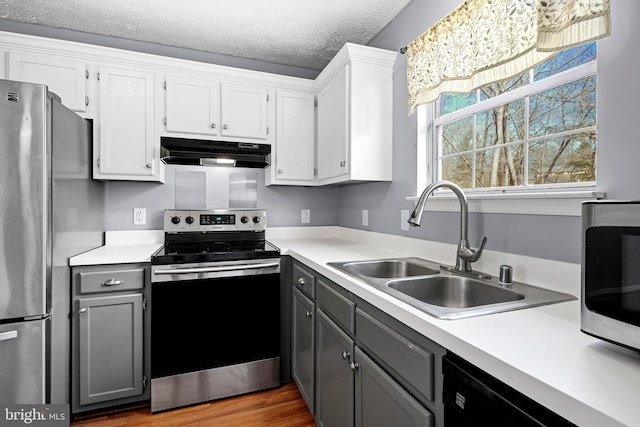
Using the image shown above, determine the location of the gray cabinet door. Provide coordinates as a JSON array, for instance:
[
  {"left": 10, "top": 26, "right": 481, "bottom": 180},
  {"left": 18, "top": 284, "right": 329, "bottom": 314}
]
[
  {"left": 77, "top": 293, "right": 143, "bottom": 405},
  {"left": 316, "top": 309, "right": 355, "bottom": 427},
  {"left": 355, "top": 347, "right": 433, "bottom": 427},
  {"left": 292, "top": 287, "right": 315, "bottom": 414}
]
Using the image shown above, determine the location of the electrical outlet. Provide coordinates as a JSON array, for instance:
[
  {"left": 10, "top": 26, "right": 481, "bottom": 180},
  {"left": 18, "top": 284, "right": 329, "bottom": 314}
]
[
  {"left": 362, "top": 210, "right": 369, "bottom": 226},
  {"left": 301, "top": 209, "right": 311, "bottom": 224},
  {"left": 401, "top": 210, "right": 410, "bottom": 231},
  {"left": 133, "top": 208, "right": 146, "bottom": 225}
]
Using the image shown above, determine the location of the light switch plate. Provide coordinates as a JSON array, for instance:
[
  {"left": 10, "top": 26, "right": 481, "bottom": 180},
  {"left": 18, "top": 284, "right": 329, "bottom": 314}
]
[
  {"left": 301, "top": 209, "right": 311, "bottom": 224},
  {"left": 401, "top": 210, "right": 410, "bottom": 231},
  {"left": 134, "top": 208, "right": 146, "bottom": 225}
]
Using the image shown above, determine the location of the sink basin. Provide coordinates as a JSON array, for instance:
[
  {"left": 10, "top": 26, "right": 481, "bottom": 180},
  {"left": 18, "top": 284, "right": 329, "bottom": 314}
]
[
  {"left": 341, "top": 259, "right": 439, "bottom": 279},
  {"left": 328, "top": 257, "right": 576, "bottom": 320},
  {"left": 387, "top": 276, "right": 524, "bottom": 308}
]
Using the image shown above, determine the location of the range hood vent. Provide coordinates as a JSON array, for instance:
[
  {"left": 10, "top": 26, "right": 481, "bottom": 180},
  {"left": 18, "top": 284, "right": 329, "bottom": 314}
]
[{"left": 160, "top": 137, "right": 271, "bottom": 168}]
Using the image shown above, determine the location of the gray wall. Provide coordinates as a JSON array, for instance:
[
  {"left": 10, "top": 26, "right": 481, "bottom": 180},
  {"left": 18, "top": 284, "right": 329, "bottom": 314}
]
[{"left": 336, "top": 0, "right": 640, "bottom": 264}]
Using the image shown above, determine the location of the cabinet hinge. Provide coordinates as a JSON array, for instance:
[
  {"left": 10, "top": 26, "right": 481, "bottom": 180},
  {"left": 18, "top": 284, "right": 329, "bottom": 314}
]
[
  {"left": 314, "top": 100, "right": 318, "bottom": 108},
  {"left": 97, "top": 72, "right": 100, "bottom": 81},
  {"left": 143, "top": 375, "right": 148, "bottom": 389},
  {"left": 163, "top": 117, "right": 167, "bottom": 126},
  {"left": 266, "top": 126, "right": 269, "bottom": 135},
  {"left": 314, "top": 168, "right": 318, "bottom": 177},
  {"left": 143, "top": 297, "right": 147, "bottom": 311},
  {"left": 85, "top": 69, "right": 89, "bottom": 79},
  {"left": 266, "top": 94, "right": 269, "bottom": 102},
  {"left": 85, "top": 96, "right": 89, "bottom": 106},
  {"left": 96, "top": 158, "right": 100, "bottom": 167},
  {"left": 163, "top": 81, "right": 167, "bottom": 90}
]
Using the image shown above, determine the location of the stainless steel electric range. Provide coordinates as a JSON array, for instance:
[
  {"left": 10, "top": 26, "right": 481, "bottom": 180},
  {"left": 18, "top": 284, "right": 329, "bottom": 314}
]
[{"left": 150, "top": 209, "right": 281, "bottom": 412}]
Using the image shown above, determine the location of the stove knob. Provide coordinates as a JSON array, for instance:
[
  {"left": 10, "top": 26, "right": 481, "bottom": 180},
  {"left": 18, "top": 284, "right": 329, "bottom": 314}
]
[
  {"left": 252, "top": 216, "right": 261, "bottom": 224},
  {"left": 241, "top": 216, "right": 249, "bottom": 224},
  {"left": 185, "top": 216, "right": 194, "bottom": 225},
  {"left": 171, "top": 216, "right": 181, "bottom": 225}
]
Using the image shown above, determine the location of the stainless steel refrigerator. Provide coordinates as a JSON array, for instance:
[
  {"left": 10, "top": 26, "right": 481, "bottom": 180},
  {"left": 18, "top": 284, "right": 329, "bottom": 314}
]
[{"left": 0, "top": 79, "right": 105, "bottom": 404}]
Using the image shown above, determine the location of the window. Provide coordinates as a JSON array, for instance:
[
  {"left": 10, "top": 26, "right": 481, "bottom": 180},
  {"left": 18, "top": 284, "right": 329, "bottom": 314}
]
[{"left": 428, "top": 43, "right": 597, "bottom": 195}]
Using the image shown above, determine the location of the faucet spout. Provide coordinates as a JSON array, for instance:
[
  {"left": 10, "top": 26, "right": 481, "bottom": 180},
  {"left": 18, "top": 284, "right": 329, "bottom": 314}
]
[{"left": 408, "top": 180, "right": 487, "bottom": 272}]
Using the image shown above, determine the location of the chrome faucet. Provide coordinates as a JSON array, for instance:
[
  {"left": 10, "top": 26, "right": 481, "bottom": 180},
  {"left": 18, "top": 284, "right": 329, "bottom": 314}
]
[{"left": 408, "top": 180, "right": 487, "bottom": 273}]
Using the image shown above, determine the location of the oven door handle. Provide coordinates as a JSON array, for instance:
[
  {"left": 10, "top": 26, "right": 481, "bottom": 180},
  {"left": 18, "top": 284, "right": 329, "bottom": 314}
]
[{"left": 154, "top": 261, "right": 280, "bottom": 275}]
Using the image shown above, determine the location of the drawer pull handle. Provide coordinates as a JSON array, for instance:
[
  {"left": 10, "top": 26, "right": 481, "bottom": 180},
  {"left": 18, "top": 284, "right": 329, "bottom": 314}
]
[
  {"left": 79, "top": 307, "right": 87, "bottom": 314},
  {"left": 0, "top": 330, "right": 18, "bottom": 342},
  {"left": 297, "top": 277, "right": 306, "bottom": 285},
  {"left": 102, "top": 278, "right": 123, "bottom": 287},
  {"left": 341, "top": 350, "right": 350, "bottom": 360}
]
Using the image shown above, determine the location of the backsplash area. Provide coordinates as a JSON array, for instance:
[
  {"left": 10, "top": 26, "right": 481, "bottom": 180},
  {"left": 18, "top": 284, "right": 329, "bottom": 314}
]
[{"left": 104, "top": 164, "right": 339, "bottom": 230}]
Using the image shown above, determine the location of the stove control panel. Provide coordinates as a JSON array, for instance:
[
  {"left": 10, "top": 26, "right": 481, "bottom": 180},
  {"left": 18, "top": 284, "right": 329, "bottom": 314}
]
[{"left": 163, "top": 209, "right": 266, "bottom": 232}]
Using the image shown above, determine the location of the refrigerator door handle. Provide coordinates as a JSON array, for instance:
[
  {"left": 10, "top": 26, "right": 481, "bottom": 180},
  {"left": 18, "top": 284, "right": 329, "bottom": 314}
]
[{"left": 0, "top": 330, "right": 18, "bottom": 342}]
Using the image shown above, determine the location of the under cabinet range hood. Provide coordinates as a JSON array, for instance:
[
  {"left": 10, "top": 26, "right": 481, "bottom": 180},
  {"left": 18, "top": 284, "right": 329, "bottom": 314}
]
[{"left": 160, "top": 137, "right": 271, "bottom": 168}]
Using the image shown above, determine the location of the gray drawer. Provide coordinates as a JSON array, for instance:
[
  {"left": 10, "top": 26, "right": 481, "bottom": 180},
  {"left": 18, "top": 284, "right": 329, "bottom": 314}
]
[
  {"left": 79, "top": 268, "right": 145, "bottom": 294},
  {"left": 356, "top": 308, "right": 434, "bottom": 402},
  {"left": 317, "top": 279, "right": 355, "bottom": 333},
  {"left": 293, "top": 263, "right": 316, "bottom": 298}
]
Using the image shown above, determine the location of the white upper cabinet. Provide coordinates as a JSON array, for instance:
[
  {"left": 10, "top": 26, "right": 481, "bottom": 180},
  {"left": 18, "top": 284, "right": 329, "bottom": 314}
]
[
  {"left": 220, "top": 83, "right": 269, "bottom": 140},
  {"left": 164, "top": 76, "right": 219, "bottom": 136},
  {"left": 94, "top": 65, "right": 163, "bottom": 182},
  {"left": 317, "top": 66, "right": 349, "bottom": 182},
  {"left": 163, "top": 78, "right": 271, "bottom": 142},
  {"left": 266, "top": 89, "right": 316, "bottom": 185},
  {"left": 315, "top": 44, "right": 396, "bottom": 186},
  {"left": 7, "top": 52, "right": 90, "bottom": 114}
]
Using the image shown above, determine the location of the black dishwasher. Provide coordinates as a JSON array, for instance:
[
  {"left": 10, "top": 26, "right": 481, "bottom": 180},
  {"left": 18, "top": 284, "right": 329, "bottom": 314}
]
[{"left": 443, "top": 353, "right": 577, "bottom": 426}]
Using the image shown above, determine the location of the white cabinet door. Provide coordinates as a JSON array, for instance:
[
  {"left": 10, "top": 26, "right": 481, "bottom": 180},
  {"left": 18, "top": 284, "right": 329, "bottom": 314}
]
[
  {"left": 8, "top": 52, "right": 89, "bottom": 113},
  {"left": 165, "top": 76, "right": 219, "bottom": 136},
  {"left": 95, "top": 66, "right": 161, "bottom": 181},
  {"left": 220, "top": 83, "right": 269, "bottom": 139},
  {"left": 317, "top": 66, "right": 349, "bottom": 182},
  {"left": 271, "top": 90, "right": 315, "bottom": 183}
]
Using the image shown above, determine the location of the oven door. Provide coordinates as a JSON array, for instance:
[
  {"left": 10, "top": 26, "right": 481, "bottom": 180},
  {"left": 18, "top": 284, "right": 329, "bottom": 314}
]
[{"left": 150, "top": 260, "right": 281, "bottom": 411}]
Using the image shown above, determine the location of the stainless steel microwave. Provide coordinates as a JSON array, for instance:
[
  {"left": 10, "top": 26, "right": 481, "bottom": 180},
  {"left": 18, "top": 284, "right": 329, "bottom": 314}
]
[{"left": 582, "top": 201, "right": 640, "bottom": 351}]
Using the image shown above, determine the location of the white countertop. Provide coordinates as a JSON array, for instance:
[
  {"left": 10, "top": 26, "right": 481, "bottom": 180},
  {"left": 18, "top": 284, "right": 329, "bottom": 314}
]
[
  {"left": 69, "top": 230, "right": 163, "bottom": 266},
  {"left": 267, "top": 226, "right": 640, "bottom": 427},
  {"left": 69, "top": 226, "right": 640, "bottom": 426}
]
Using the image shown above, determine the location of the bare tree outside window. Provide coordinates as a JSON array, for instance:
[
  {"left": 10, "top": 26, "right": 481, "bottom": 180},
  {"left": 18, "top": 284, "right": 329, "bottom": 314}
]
[{"left": 437, "top": 43, "right": 597, "bottom": 191}]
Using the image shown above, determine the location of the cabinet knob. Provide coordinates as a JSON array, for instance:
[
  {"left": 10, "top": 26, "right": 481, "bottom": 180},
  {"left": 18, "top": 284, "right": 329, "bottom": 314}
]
[
  {"left": 79, "top": 307, "right": 87, "bottom": 314},
  {"left": 339, "top": 161, "right": 346, "bottom": 167},
  {"left": 305, "top": 310, "right": 312, "bottom": 318},
  {"left": 341, "top": 350, "right": 350, "bottom": 360},
  {"left": 297, "top": 277, "right": 305, "bottom": 285},
  {"left": 350, "top": 362, "right": 359, "bottom": 372},
  {"left": 146, "top": 162, "right": 153, "bottom": 168},
  {"left": 277, "top": 169, "right": 283, "bottom": 174},
  {"left": 223, "top": 124, "right": 229, "bottom": 130},
  {"left": 211, "top": 123, "right": 216, "bottom": 129}
]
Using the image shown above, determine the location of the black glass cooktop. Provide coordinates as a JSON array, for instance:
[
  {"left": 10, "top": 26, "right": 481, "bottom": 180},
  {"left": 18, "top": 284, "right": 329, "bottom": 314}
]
[{"left": 151, "top": 240, "right": 280, "bottom": 265}]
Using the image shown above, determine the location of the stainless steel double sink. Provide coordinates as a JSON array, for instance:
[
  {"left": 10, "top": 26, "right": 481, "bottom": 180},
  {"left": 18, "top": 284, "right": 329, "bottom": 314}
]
[{"left": 328, "top": 258, "right": 576, "bottom": 320}]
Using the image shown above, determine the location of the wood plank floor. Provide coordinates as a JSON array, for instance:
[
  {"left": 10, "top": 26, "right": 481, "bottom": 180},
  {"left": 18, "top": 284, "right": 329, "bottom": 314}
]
[{"left": 70, "top": 383, "right": 316, "bottom": 427}]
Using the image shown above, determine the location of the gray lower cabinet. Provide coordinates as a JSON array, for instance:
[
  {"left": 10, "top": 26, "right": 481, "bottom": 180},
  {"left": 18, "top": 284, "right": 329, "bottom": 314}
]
[
  {"left": 292, "top": 287, "right": 316, "bottom": 413},
  {"left": 290, "top": 259, "right": 440, "bottom": 427},
  {"left": 316, "top": 308, "right": 355, "bottom": 427},
  {"left": 71, "top": 264, "right": 150, "bottom": 414},
  {"left": 355, "top": 347, "right": 433, "bottom": 427}
]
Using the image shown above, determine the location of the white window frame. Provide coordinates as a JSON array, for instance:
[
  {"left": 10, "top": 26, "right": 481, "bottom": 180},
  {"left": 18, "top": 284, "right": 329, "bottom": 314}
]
[{"left": 410, "top": 60, "right": 603, "bottom": 217}]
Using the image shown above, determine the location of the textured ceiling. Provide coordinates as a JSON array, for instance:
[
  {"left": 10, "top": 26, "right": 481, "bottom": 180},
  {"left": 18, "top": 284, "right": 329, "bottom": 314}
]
[{"left": 0, "top": 0, "right": 411, "bottom": 70}]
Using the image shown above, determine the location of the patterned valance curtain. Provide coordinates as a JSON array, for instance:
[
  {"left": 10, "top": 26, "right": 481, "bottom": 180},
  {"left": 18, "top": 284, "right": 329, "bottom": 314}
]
[{"left": 406, "top": 0, "right": 611, "bottom": 114}]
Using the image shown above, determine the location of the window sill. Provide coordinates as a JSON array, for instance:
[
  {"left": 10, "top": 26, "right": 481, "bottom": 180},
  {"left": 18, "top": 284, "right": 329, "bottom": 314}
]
[{"left": 406, "top": 190, "right": 604, "bottom": 216}]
